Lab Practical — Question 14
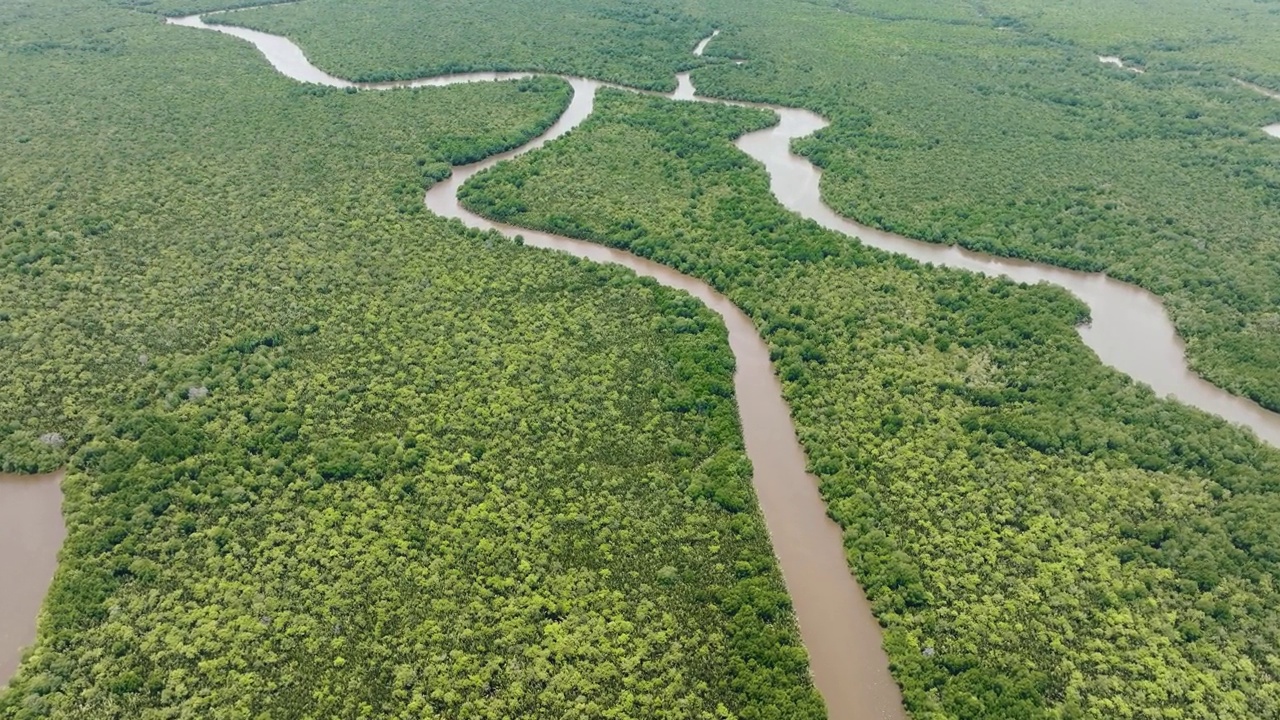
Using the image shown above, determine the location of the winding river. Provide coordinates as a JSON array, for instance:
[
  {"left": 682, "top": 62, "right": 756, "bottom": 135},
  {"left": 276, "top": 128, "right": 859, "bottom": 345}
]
[
  {"left": 167, "top": 13, "right": 1280, "bottom": 450},
  {"left": 163, "top": 15, "right": 909, "bottom": 718},
  {"left": 8, "top": 8, "right": 1280, "bottom": 717}
]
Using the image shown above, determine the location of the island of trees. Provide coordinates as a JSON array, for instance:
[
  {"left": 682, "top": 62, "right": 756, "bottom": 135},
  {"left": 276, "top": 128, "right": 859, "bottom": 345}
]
[
  {"left": 461, "top": 89, "right": 1280, "bottom": 718},
  {"left": 4, "top": 0, "right": 1280, "bottom": 717},
  {"left": 0, "top": 2, "right": 817, "bottom": 716}
]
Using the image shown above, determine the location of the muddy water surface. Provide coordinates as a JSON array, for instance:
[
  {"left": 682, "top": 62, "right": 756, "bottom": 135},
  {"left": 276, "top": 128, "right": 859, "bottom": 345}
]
[
  {"left": 0, "top": 472, "right": 64, "bottom": 686},
  {"left": 118, "top": 11, "right": 1280, "bottom": 718},
  {"left": 168, "top": 14, "right": 907, "bottom": 718},
  {"left": 167, "top": 12, "right": 1280, "bottom": 444},
  {"left": 8, "top": 8, "right": 1280, "bottom": 714},
  {"left": 735, "top": 107, "right": 1280, "bottom": 446},
  {"left": 425, "top": 82, "right": 906, "bottom": 718}
]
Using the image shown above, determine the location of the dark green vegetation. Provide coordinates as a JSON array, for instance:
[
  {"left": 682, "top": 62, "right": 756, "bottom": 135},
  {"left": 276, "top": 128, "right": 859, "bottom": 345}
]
[
  {"left": 461, "top": 89, "right": 1280, "bottom": 719},
  {"left": 690, "top": 0, "right": 1280, "bottom": 413},
  {"left": 11, "top": 0, "right": 1280, "bottom": 717},
  {"left": 219, "top": 0, "right": 1280, "bottom": 414},
  {"left": 977, "top": 0, "right": 1280, "bottom": 86},
  {"left": 0, "top": 3, "right": 574, "bottom": 474},
  {"left": 215, "top": 0, "right": 715, "bottom": 91},
  {"left": 103, "top": 0, "right": 297, "bottom": 17},
  {"left": 0, "top": 1, "right": 821, "bottom": 716}
]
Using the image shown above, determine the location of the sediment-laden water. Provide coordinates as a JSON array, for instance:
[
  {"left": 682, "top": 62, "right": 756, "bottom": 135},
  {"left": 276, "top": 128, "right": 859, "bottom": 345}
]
[
  {"left": 0, "top": 471, "right": 65, "bottom": 686},
  {"left": 11, "top": 11, "right": 1280, "bottom": 717}
]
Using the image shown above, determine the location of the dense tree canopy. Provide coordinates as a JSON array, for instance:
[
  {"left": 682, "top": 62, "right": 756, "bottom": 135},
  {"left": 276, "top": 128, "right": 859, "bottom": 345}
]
[
  {"left": 0, "top": 1, "right": 820, "bottom": 716},
  {"left": 223, "top": 0, "right": 1280, "bottom": 411},
  {"left": 210, "top": 0, "right": 714, "bottom": 91},
  {"left": 689, "top": 0, "right": 1280, "bottom": 412},
  {"left": 8, "top": 0, "right": 1280, "bottom": 717},
  {"left": 461, "top": 89, "right": 1280, "bottom": 718}
]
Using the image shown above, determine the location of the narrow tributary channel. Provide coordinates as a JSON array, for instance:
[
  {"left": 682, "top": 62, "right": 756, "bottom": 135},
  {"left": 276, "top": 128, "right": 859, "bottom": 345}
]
[
  {"left": 166, "top": 15, "right": 909, "bottom": 718},
  {"left": 1098, "top": 55, "right": 1144, "bottom": 73},
  {"left": 167, "top": 13, "right": 1280, "bottom": 451},
  {"left": 1234, "top": 78, "right": 1280, "bottom": 137},
  {"left": 9, "top": 10, "right": 1280, "bottom": 718}
]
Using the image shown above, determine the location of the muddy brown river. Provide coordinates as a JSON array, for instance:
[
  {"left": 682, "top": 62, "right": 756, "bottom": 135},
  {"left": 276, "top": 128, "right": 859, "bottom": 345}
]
[
  {"left": 0, "top": 472, "right": 64, "bottom": 685},
  {"left": 9, "top": 10, "right": 1280, "bottom": 717}
]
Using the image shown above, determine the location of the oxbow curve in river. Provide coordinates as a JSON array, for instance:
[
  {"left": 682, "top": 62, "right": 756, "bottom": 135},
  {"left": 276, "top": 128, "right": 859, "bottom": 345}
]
[
  {"left": 168, "top": 12, "right": 1280, "bottom": 450},
  {"left": 168, "top": 13, "right": 907, "bottom": 718},
  {"left": 6, "top": 6, "right": 1270, "bottom": 714}
]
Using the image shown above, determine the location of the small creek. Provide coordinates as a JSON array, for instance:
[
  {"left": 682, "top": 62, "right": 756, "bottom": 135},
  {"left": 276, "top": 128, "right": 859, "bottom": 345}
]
[
  {"left": 9, "top": 9, "right": 1280, "bottom": 717},
  {"left": 1233, "top": 78, "right": 1280, "bottom": 137},
  {"left": 1099, "top": 55, "right": 1144, "bottom": 73}
]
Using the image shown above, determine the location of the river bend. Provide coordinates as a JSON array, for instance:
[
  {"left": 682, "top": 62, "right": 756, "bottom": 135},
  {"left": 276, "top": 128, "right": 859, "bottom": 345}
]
[
  {"left": 5, "top": 8, "right": 1274, "bottom": 717},
  {"left": 168, "top": 13, "right": 1280, "bottom": 449},
  {"left": 168, "top": 8, "right": 1280, "bottom": 715},
  {"left": 1234, "top": 79, "right": 1280, "bottom": 137},
  {"left": 167, "top": 13, "right": 907, "bottom": 719}
]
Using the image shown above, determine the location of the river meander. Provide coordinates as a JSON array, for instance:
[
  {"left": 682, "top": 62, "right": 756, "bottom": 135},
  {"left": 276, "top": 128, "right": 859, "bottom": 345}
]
[{"left": 8, "top": 9, "right": 1280, "bottom": 719}]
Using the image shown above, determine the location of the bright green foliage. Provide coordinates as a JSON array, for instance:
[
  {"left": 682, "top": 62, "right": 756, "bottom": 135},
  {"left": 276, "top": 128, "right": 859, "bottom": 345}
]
[
  {"left": 0, "top": 0, "right": 571, "bottom": 472},
  {"left": 209, "top": 0, "right": 715, "bottom": 91},
  {"left": 461, "top": 89, "right": 1280, "bottom": 719},
  {"left": 0, "top": 1, "right": 820, "bottom": 717},
  {"left": 976, "top": 0, "right": 1280, "bottom": 86},
  {"left": 231, "top": 0, "right": 1280, "bottom": 411},
  {"left": 4, "top": 260, "right": 820, "bottom": 719},
  {"left": 687, "top": 0, "right": 1280, "bottom": 411}
]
